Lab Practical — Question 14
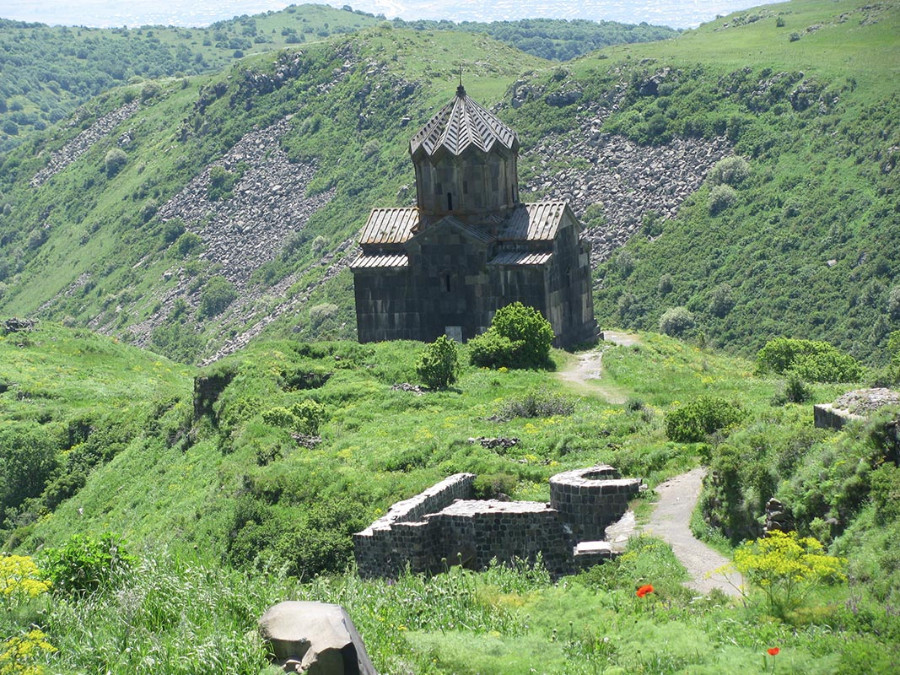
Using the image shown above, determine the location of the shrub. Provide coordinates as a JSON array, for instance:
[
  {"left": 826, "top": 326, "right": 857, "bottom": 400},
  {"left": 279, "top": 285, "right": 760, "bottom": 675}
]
[
  {"left": 469, "top": 302, "right": 554, "bottom": 369},
  {"left": 104, "top": 148, "right": 127, "bottom": 177},
  {"left": 289, "top": 399, "right": 325, "bottom": 435},
  {"left": 707, "top": 156, "right": 750, "bottom": 186},
  {"left": 708, "top": 184, "right": 737, "bottom": 215},
  {"left": 658, "top": 306, "right": 695, "bottom": 336},
  {"left": 468, "top": 331, "right": 519, "bottom": 369},
  {"left": 730, "top": 530, "right": 846, "bottom": 616},
  {"left": 42, "top": 533, "right": 135, "bottom": 596},
  {"left": 473, "top": 473, "right": 518, "bottom": 499},
  {"left": 665, "top": 396, "right": 743, "bottom": 442},
  {"left": 497, "top": 389, "right": 575, "bottom": 420},
  {"left": 309, "top": 303, "right": 338, "bottom": 328},
  {"left": 416, "top": 335, "right": 460, "bottom": 389},
  {"left": 199, "top": 275, "right": 237, "bottom": 318},
  {"left": 173, "top": 231, "right": 202, "bottom": 257},
  {"left": 615, "top": 249, "right": 635, "bottom": 277},
  {"left": 658, "top": 273, "right": 673, "bottom": 295},
  {"left": 262, "top": 400, "right": 325, "bottom": 435},
  {"left": 161, "top": 218, "right": 186, "bottom": 244},
  {"left": 757, "top": 338, "right": 863, "bottom": 383},
  {"left": 207, "top": 165, "right": 239, "bottom": 201}
]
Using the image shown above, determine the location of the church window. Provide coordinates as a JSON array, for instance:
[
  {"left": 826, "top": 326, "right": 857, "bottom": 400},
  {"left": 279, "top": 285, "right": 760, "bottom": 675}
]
[{"left": 447, "top": 192, "right": 453, "bottom": 210}]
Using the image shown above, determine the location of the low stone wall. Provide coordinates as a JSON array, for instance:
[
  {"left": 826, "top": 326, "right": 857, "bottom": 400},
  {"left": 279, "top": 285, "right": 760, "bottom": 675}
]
[
  {"left": 550, "top": 466, "right": 641, "bottom": 541},
  {"left": 354, "top": 473, "right": 475, "bottom": 578},
  {"left": 355, "top": 466, "right": 643, "bottom": 579},
  {"left": 430, "top": 500, "right": 574, "bottom": 577},
  {"left": 813, "top": 404, "right": 862, "bottom": 431}
]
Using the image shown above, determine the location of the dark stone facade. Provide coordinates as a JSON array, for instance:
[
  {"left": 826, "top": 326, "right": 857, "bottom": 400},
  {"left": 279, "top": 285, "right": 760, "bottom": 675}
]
[{"left": 352, "top": 86, "right": 596, "bottom": 347}]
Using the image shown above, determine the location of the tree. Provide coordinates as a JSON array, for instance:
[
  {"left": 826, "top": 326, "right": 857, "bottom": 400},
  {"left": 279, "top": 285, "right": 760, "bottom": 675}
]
[
  {"left": 708, "top": 184, "right": 737, "bottom": 215},
  {"left": 416, "top": 335, "right": 460, "bottom": 389},
  {"left": 469, "top": 302, "right": 554, "bottom": 369}
]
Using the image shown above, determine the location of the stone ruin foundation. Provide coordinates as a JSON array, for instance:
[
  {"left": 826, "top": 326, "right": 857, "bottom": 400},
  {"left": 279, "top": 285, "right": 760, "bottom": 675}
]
[
  {"left": 814, "top": 388, "right": 900, "bottom": 431},
  {"left": 354, "top": 465, "right": 642, "bottom": 579}
]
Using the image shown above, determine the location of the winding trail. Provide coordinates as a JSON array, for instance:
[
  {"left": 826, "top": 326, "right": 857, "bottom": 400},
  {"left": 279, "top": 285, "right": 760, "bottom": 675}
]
[
  {"left": 559, "top": 332, "right": 741, "bottom": 596},
  {"left": 642, "top": 468, "right": 743, "bottom": 596}
]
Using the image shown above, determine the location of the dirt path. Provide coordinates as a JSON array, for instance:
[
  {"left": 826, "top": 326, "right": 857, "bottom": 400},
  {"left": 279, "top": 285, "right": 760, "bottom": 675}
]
[
  {"left": 556, "top": 331, "right": 641, "bottom": 404},
  {"left": 641, "top": 468, "right": 743, "bottom": 596}
]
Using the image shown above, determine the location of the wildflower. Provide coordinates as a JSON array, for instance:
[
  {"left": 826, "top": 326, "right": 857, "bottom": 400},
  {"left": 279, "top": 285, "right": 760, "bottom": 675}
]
[
  {"left": 767, "top": 647, "right": 780, "bottom": 656},
  {"left": 636, "top": 584, "right": 654, "bottom": 598}
]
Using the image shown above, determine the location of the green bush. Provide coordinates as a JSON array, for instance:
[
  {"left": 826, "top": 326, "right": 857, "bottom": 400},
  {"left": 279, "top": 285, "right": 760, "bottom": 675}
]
[
  {"left": 757, "top": 337, "right": 863, "bottom": 383},
  {"left": 42, "top": 533, "right": 135, "bottom": 597},
  {"left": 262, "top": 399, "right": 325, "bottom": 435},
  {"left": 658, "top": 306, "right": 695, "bottom": 336},
  {"left": 665, "top": 396, "right": 743, "bottom": 442},
  {"left": 104, "top": 148, "right": 127, "bottom": 177},
  {"left": 473, "top": 473, "right": 518, "bottom": 499},
  {"left": 199, "top": 275, "right": 237, "bottom": 318},
  {"left": 707, "top": 156, "right": 749, "bottom": 186},
  {"left": 469, "top": 302, "right": 554, "bottom": 369},
  {"left": 416, "top": 335, "right": 460, "bottom": 389},
  {"left": 707, "top": 184, "right": 737, "bottom": 215},
  {"left": 207, "top": 165, "right": 240, "bottom": 201},
  {"left": 173, "top": 231, "right": 202, "bottom": 257}
]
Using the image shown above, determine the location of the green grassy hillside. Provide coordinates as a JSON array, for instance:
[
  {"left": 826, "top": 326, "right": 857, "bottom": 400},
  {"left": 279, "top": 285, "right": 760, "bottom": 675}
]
[
  {"left": 535, "top": 0, "right": 899, "bottom": 362},
  {"left": 1, "top": 0, "right": 894, "bottom": 369},
  {"left": 1, "top": 321, "right": 897, "bottom": 672},
  {"left": 0, "top": 5, "right": 675, "bottom": 152}
]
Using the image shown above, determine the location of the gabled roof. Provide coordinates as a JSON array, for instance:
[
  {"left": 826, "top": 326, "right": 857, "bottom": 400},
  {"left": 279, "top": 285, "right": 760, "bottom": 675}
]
[
  {"left": 350, "top": 253, "right": 409, "bottom": 269},
  {"left": 488, "top": 251, "right": 553, "bottom": 266},
  {"left": 499, "top": 202, "right": 569, "bottom": 242},
  {"left": 410, "top": 85, "right": 518, "bottom": 158},
  {"left": 359, "top": 207, "right": 420, "bottom": 245}
]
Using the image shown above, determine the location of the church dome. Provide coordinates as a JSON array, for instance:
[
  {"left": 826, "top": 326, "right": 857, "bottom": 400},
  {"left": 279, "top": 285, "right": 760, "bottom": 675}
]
[{"left": 410, "top": 85, "right": 519, "bottom": 159}]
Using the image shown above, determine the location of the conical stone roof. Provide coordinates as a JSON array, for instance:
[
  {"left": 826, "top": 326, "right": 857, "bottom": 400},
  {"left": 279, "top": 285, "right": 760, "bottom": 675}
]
[{"left": 410, "top": 85, "right": 518, "bottom": 158}]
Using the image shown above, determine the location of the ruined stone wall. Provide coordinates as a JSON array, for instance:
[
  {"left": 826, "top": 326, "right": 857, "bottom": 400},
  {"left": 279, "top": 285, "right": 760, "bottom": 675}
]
[
  {"left": 353, "top": 473, "right": 475, "bottom": 578},
  {"left": 550, "top": 466, "right": 641, "bottom": 541},
  {"left": 355, "top": 466, "right": 642, "bottom": 579},
  {"left": 430, "top": 500, "right": 573, "bottom": 577}
]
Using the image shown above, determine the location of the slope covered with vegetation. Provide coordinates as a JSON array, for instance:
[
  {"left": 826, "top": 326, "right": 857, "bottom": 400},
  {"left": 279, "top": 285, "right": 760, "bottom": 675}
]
[
  {"left": 1, "top": 320, "right": 897, "bottom": 672},
  {"left": 0, "top": 0, "right": 895, "bottom": 370},
  {"left": 0, "top": 4, "right": 675, "bottom": 152},
  {"left": 535, "top": 0, "right": 899, "bottom": 363}
]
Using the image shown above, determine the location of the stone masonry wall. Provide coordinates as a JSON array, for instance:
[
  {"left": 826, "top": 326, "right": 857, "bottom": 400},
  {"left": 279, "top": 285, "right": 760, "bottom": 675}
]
[
  {"left": 354, "top": 473, "right": 475, "bottom": 578},
  {"left": 355, "top": 466, "right": 641, "bottom": 579},
  {"left": 550, "top": 466, "right": 641, "bottom": 541},
  {"left": 430, "top": 500, "right": 573, "bottom": 577}
]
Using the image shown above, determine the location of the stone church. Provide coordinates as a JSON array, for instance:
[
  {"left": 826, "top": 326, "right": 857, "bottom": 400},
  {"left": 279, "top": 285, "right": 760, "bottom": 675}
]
[{"left": 351, "top": 85, "right": 596, "bottom": 347}]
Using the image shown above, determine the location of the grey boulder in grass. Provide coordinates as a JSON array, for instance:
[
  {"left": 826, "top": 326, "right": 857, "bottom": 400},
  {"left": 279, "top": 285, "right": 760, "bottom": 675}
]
[{"left": 259, "top": 601, "right": 376, "bottom": 674}]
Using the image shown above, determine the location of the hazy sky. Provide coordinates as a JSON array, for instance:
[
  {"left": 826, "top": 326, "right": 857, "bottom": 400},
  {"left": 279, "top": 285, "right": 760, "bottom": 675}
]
[{"left": 0, "top": 0, "right": 781, "bottom": 29}]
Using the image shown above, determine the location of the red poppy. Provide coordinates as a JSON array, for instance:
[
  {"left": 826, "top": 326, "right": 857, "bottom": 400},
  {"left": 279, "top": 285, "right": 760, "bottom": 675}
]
[
  {"left": 636, "top": 584, "right": 654, "bottom": 598},
  {"left": 767, "top": 647, "right": 780, "bottom": 656}
]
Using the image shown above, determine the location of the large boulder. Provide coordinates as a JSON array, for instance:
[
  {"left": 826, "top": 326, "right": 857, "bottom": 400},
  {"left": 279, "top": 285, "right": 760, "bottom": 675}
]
[{"left": 259, "top": 601, "right": 376, "bottom": 674}]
